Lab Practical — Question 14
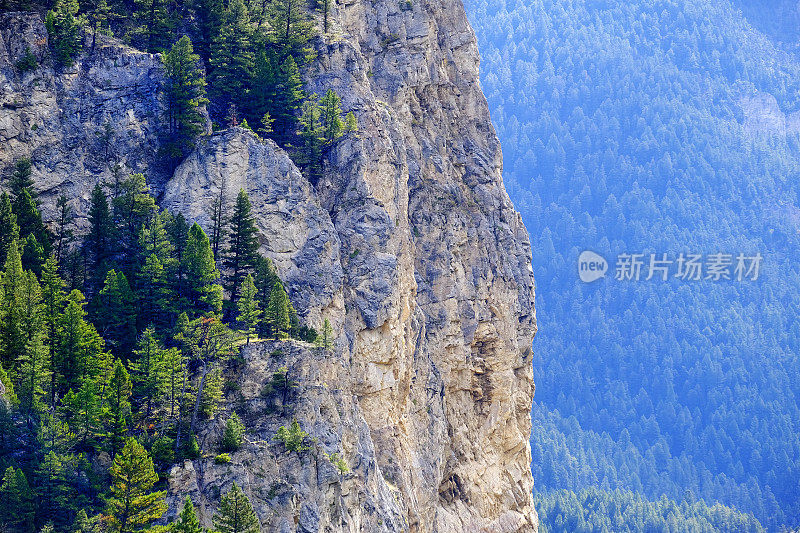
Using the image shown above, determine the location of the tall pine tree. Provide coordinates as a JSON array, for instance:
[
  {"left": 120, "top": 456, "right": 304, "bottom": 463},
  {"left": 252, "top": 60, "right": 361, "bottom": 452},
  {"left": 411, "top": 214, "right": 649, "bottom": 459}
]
[
  {"left": 224, "top": 189, "right": 259, "bottom": 305},
  {"left": 163, "top": 36, "right": 208, "bottom": 159},
  {"left": 105, "top": 438, "right": 167, "bottom": 533}
]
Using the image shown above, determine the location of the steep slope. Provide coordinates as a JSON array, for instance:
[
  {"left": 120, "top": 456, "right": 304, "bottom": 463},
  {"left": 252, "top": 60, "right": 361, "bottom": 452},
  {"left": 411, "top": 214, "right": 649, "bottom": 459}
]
[
  {"left": 464, "top": 0, "right": 800, "bottom": 530},
  {"left": 0, "top": 2, "right": 538, "bottom": 531}
]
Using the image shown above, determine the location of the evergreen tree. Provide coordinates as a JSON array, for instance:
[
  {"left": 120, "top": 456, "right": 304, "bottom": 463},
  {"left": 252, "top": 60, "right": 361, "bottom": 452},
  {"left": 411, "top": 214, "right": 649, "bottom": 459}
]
[
  {"left": 104, "top": 359, "right": 132, "bottom": 458},
  {"left": 41, "top": 255, "right": 66, "bottom": 406},
  {"left": 129, "top": 328, "right": 167, "bottom": 418},
  {"left": 45, "top": 0, "right": 84, "bottom": 67},
  {"left": 111, "top": 173, "right": 157, "bottom": 276},
  {"left": 190, "top": 0, "right": 223, "bottom": 63},
  {"left": 182, "top": 224, "right": 223, "bottom": 316},
  {"left": 236, "top": 273, "right": 260, "bottom": 343},
  {"left": 299, "top": 96, "right": 323, "bottom": 181},
  {"left": 55, "top": 290, "right": 107, "bottom": 396},
  {"left": 161, "top": 344, "right": 184, "bottom": 420},
  {"left": 211, "top": 482, "right": 260, "bottom": 533},
  {"left": 0, "top": 239, "right": 25, "bottom": 366},
  {"left": 316, "top": 317, "right": 333, "bottom": 351},
  {"left": 21, "top": 233, "right": 45, "bottom": 275},
  {"left": 208, "top": 0, "right": 254, "bottom": 119},
  {"left": 166, "top": 212, "right": 190, "bottom": 313},
  {"left": 0, "top": 192, "right": 19, "bottom": 265},
  {"left": 269, "top": 0, "right": 315, "bottom": 60},
  {"left": 132, "top": 0, "right": 174, "bottom": 53},
  {"left": 96, "top": 270, "right": 137, "bottom": 357},
  {"left": 172, "top": 496, "right": 203, "bottom": 533},
  {"left": 319, "top": 89, "right": 343, "bottom": 143},
  {"left": 88, "top": 183, "right": 113, "bottom": 291},
  {"left": 220, "top": 411, "right": 245, "bottom": 452},
  {"left": 0, "top": 466, "right": 35, "bottom": 533},
  {"left": 13, "top": 189, "right": 52, "bottom": 261},
  {"left": 274, "top": 55, "right": 304, "bottom": 141},
  {"left": 264, "top": 280, "right": 291, "bottom": 339},
  {"left": 105, "top": 438, "right": 167, "bottom": 533},
  {"left": 54, "top": 195, "right": 74, "bottom": 265},
  {"left": 224, "top": 189, "right": 259, "bottom": 304},
  {"left": 72, "top": 509, "right": 101, "bottom": 533},
  {"left": 316, "top": 0, "right": 331, "bottom": 33},
  {"left": 163, "top": 36, "right": 208, "bottom": 158},
  {"left": 344, "top": 111, "right": 358, "bottom": 134},
  {"left": 64, "top": 378, "right": 100, "bottom": 449},
  {"left": 15, "top": 271, "right": 50, "bottom": 416},
  {"left": 8, "top": 158, "right": 34, "bottom": 198}
]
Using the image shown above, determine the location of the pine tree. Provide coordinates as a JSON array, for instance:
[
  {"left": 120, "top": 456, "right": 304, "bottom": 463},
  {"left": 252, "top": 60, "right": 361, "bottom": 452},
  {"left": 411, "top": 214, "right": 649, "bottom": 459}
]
[
  {"left": 45, "top": 0, "right": 84, "bottom": 67},
  {"left": 224, "top": 189, "right": 259, "bottom": 305},
  {"left": 172, "top": 496, "right": 203, "bottom": 533},
  {"left": 54, "top": 195, "right": 74, "bottom": 264},
  {"left": 132, "top": 0, "right": 174, "bottom": 53},
  {"left": 182, "top": 224, "right": 223, "bottom": 316},
  {"left": 264, "top": 280, "right": 291, "bottom": 339},
  {"left": 208, "top": 0, "right": 254, "bottom": 119},
  {"left": 236, "top": 274, "right": 260, "bottom": 343},
  {"left": 104, "top": 359, "right": 132, "bottom": 458},
  {"left": 269, "top": 0, "right": 315, "bottom": 60},
  {"left": 163, "top": 36, "right": 208, "bottom": 158},
  {"left": 190, "top": 0, "right": 223, "bottom": 63},
  {"left": 13, "top": 189, "right": 52, "bottom": 260},
  {"left": 88, "top": 184, "right": 113, "bottom": 290},
  {"left": 319, "top": 89, "right": 343, "bottom": 143},
  {"left": 130, "top": 328, "right": 167, "bottom": 417},
  {"left": 15, "top": 270, "right": 50, "bottom": 416},
  {"left": 344, "top": 111, "right": 358, "bottom": 134},
  {"left": 299, "top": 95, "right": 323, "bottom": 180},
  {"left": 161, "top": 345, "right": 184, "bottom": 420},
  {"left": 166, "top": 212, "right": 190, "bottom": 313},
  {"left": 316, "top": 0, "right": 331, "bottom": 33},
  {"left": 8, "top": 158, "right": 34, "bottom": 198},
  {"left": 0, "top": 193, "right": 19, "bottom": 265},
  {"left": 65, "top": 378, "right": 100, "bottom": 449},
  {"left": 97, "top": 270, "right": 137, "bottom": 357},
  {"left": 274, "top": 55, "right": 304, "bottom": 141},
  {"left": 0, "top": 466, "right": 35, "bottom": 532},
  {"left": 220, "top": 411, "right": 245, "bottom": 452},
  {"left": 105, "top": 438, "right": 167, "bottom": 533},
  {"left": 22, "top": 233, "right": 45, "bottom": 275},
  {"left": 315, "top": 317, "right": 333, "bottom": 351},
  {"left": 0, "top": 239, "right": 25, "bottom": 366},
  {"left": 112, "top": 173, "right": 157, "bottom": 276},
  {"left": 73, "top": 509, "right": 101, "bottom": 533},
  {"left": 212, "top": 482, "right": 260, "bottom": 533}
]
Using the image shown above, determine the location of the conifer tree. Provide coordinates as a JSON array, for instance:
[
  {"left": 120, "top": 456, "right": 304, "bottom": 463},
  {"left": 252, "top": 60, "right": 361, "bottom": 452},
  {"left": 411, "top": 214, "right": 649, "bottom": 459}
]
[
  {"left": 13, "top": 189, "right": 52, "bottom": 261},
  {"left": 88, "top": 183, "right": 113, "bottom": 290},
  {"left": 105, "top": 438, "right": 167, "bottom": 533},
  {"left": 182, "top": 224, "right": 223, "bottom": 316},
  {"left": 97, "top": 270, "right": 137, "bottom": 357},
  {"left": 191, "top": 0, "right": 223, "bottom": 63},
  {"left": 64, "top": 378, "right": 100, "bottom": 449},
  {"left": 0, "top": 193, "right": 19, "bottom": 265},
  {"left": 173, "top": 496, "right": 203, "bottom": 533},
  {"left": 55, "top": 290, "right": 103, "bottom": 393},
  {"left": 299, "top": 95, "right": 323, "bottom": 180},
  {"left": 270, "top": 0, "right": 315, "bottom": 60},
  {"left": 16, "top": 271, "right": 50, "bottom": 416},
  {"left": 8, "top": 158, "right": 34, "bottom": 198},
  {"left": 319, "top": 89, "right": 343, "bottom": 143},
  {"left": 45, "top": 0, "right": 84, "bottom": 67},
  {"left": 209, "top": 0, "right": 254, "bottom": 118},
  {"left": 130, "top": 328, "right": 167, "bottom": 417},
  {"left": 344, "top": 111, "right": 358, "bottom": 134},
  {"left": 0, "top": 239, "right": 25, "bottom": 366},
  {"left": 274, "top": 55, "right": 304, "bottom": 140},
  {"left": 220, "top": 412, "right": 245, "bottom": 452},
  {"left": 316, "top": 317, "right": 333, "bottom": 351},
  {"left": 104, "top": 359, "right": 132, "bottom": 458},
  {"left": 161, "top": 345, "right": 184, "bottom": 420},
  {"left": 224, "top": 189, "right": 259, "bottom": 304},
  {"left": 0, "top": 466, "right": 34, "bottom": 532},
  {"left": 112, "top": 173, "right": 157, "bottom": 276},
  {"left": 163, "top": 36, "right": 208, "bottom": 158},
  {"left": 212, "top": 482, "right": 260, "bottom": 533},
  {"left": 73, "top": 509, "right": 101, "bottom": 533},
  {"left": 265, "top": 280, "right": 291, "bottom": 339},
  {"left": 236, "top": 273, "right": 260, "bottom": 343}
]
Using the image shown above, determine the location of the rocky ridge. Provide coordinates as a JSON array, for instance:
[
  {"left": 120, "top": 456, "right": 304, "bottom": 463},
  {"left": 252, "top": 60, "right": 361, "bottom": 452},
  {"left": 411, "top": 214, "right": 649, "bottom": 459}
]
[{"left": 0, "top": 1, "right": 538, "bottom": 530}]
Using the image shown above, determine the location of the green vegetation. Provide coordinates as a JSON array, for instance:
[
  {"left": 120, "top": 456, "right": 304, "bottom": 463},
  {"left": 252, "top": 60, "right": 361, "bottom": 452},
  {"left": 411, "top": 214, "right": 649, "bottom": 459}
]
[
  {"left": 0, "top": 166, "right": 319, "bottom": 530},
  {"left": 212, "top": 482, "right": 260, "bottom": 533},
  {"left": 274, "top": 419, "right": 309, "bottom": 453},
  {"left": 15, "top": 48, "right": 38, "bottom": 72}
]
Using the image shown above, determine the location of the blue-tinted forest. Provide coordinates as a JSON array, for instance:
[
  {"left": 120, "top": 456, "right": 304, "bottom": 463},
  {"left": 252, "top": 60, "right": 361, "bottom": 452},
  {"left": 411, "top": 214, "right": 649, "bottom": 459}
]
[{"left": 463, "top": 0, "right": 800, "bottom": 530}]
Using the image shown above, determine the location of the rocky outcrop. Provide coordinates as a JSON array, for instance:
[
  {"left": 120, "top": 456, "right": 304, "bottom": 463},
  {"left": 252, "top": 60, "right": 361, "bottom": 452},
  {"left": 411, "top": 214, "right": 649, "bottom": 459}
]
[
  {"left": 0, "top": 12, "right": 170, "bottom": 228},
  {"left": 0, "top": 0, "right": 537, "bottom": 530}
]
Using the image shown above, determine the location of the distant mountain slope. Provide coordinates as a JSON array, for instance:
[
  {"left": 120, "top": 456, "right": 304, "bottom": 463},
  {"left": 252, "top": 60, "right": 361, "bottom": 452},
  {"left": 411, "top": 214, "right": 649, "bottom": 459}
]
[{"left": 463, "top": 0, "right": 800, "bottom": 530}]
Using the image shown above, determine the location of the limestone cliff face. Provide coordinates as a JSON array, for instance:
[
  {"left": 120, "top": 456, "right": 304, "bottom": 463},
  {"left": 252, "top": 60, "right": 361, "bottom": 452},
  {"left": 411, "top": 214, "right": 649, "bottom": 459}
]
[{"left": 0, "top": 1, "right": 537, "bottom": 530}]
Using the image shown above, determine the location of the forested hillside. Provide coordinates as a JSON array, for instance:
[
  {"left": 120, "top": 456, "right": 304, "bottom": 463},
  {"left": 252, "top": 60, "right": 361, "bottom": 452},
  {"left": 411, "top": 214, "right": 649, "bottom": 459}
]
[{"left": 464, "top": 0, "right": 800, "bottom": 530}]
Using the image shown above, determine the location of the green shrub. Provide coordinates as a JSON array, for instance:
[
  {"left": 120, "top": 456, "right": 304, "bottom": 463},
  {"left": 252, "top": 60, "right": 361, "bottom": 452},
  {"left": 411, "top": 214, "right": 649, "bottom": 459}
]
[
  {"left": 274, "top": 419, "right": 309, "bottom": 453},
  {"left": 151, "top": 436, "right": 175, "bottom": 468},
  {"left": 328, "top": 452, "right": 349, "bottom": 474},
  {"left": 45, "top": 0, "right": 84, "bottom": 67},
  {"left": 220, "top": 412, "right": 245, "bottom": 452},
  {"left": 15, "top": 48, "right": 38, "bottom": 73},
  {"left": 184, "top": 435, "right": 201, "bottom": 459},
  {"left": 214, "top": 453, "right": 231, "bottom": 464}
]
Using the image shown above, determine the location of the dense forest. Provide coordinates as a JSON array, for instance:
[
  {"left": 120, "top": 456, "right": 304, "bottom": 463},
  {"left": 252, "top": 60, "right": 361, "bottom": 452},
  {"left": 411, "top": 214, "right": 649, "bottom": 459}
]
[
  {"left": 0, "top": 0, "right": 346, "bottom": 531},
  {"left": 464, "top": 0, "right": 800, "bottom": 531}
]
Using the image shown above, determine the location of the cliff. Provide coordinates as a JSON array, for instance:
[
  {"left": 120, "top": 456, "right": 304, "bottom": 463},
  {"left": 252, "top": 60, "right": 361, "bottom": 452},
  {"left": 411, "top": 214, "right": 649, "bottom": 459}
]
[{"left": 0, "top": 2, "right": 537, "bottom": 531}]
